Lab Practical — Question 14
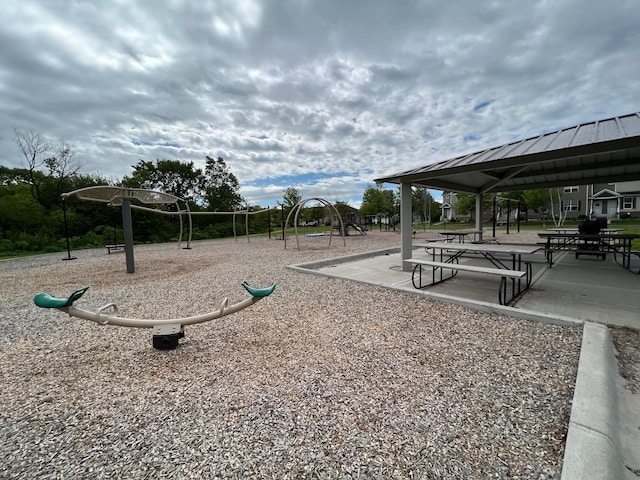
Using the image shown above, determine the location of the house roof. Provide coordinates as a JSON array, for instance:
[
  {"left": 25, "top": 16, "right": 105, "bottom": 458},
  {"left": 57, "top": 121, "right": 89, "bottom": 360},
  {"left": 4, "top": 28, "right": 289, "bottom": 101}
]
[
  {"left": 592, "top": 188, "right": 620, "bottom": 199},
  {"left": 375, "top": 112, "right": 640, "bottom": 194}
]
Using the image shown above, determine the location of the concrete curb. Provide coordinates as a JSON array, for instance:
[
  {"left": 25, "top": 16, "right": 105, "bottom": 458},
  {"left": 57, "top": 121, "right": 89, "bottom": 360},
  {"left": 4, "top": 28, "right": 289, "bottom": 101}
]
[
  {"left": 561, "top": 322, "right": 623, "bottom": 480},
  {"left": 289, "top": 253, "right": 583, "bottom": 328},
  {"left": 288, "top": 246, "right": 400, "bottom": 270}
]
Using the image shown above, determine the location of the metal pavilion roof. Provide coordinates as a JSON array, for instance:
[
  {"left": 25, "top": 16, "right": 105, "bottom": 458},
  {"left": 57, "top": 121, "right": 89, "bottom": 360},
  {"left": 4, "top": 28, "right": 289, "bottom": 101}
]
[{"left": 375, "top": 112, "right": 640, "bottom": 194}]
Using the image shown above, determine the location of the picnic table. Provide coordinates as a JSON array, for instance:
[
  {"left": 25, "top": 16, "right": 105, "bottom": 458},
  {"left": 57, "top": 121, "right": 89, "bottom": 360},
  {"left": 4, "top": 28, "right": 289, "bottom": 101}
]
[
  {"left": 409, "top": 242, "right": 538, "bottom": 305},
  {"left": 546, "top": 227, "right": 621, "bottom": 234},
  {"left": 538, "top": 232, "right": 640, "bottom": 272},
  {"left": 438, "top": 230, "right": 480, "bottom": 243}
]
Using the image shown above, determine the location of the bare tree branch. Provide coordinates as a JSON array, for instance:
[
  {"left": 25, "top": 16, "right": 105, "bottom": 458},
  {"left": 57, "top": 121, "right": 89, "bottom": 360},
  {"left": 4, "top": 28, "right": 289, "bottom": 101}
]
[
  {"left": 14, "top": 129, "right": 84, "bottom": 205},
  {"left": 14, "top": 128, "right": 53, "bottom": 202}
]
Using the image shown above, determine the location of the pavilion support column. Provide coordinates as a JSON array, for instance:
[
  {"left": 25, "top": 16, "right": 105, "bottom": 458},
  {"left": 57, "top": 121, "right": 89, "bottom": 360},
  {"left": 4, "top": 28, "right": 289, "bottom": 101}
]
[
  {"left": 400, "top": 182, "right": 413, "bottom": 271},
  {"left": 475, "top": 193, "right": 484, "bottom": 241}
]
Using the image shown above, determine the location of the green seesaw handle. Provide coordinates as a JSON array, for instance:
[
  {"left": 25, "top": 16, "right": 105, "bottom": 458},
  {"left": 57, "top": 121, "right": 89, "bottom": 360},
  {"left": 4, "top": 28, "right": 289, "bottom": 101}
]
[{"left": 34, "top": 286, "right": 90, "bottom": 309}]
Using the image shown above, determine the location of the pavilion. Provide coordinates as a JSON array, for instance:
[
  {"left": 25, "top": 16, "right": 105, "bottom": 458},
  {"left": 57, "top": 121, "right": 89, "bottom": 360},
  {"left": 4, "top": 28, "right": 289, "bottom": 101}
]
[{"left": 375, "top": 112, "right": 640, "bottom": 270}]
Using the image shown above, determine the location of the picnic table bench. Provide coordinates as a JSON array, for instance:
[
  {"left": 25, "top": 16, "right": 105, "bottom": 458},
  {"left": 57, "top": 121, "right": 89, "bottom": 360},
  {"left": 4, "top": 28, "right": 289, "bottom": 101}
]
[
  {"left": 407, "top": 258, "right": 526, "bottom": 305},
  {"left": 471, "top": 236, "right": 499, "bottom": 244},
  {"left": 105, "top": 244, "right": 125, "bottom": 254},
  {"left": 410, "top": 242, "right": 537, "bottom": 305}
]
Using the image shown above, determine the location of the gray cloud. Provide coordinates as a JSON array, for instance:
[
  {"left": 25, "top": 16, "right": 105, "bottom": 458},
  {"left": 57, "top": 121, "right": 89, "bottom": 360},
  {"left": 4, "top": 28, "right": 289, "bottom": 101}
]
[{"left": 1, "top": 0, "right": 639, "bottom": 207}]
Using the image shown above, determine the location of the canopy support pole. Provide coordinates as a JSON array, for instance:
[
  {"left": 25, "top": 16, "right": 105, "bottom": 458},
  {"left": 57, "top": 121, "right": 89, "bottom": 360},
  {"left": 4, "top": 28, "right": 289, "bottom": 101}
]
[{"left": 121, "top": 197, "right": 135, "bottom": 274}]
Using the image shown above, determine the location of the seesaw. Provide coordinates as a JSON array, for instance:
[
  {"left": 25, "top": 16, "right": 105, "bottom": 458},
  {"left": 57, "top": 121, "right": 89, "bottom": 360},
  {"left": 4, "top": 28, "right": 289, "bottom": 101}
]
[{"left": 34, "top": 281, "right": 276, "bottom": 350}]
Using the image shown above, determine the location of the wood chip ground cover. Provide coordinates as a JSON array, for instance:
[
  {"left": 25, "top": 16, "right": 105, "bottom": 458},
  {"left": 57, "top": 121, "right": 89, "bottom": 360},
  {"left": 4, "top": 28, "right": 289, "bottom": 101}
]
[{"left": 0, "top": 232, "right": 581, "bottom": 479}]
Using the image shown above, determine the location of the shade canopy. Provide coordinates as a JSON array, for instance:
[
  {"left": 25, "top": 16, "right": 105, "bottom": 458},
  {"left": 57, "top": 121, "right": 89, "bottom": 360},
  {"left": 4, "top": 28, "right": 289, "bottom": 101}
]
[
  {"left": 375, "top": 112, "right": 640, "bottom": 193},
  {"left": 62, "top": 186, "right": 183, "bottom": 206}
]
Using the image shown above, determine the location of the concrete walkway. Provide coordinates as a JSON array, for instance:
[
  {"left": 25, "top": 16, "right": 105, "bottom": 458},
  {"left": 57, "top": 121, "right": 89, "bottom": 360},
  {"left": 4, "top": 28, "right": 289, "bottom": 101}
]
[{"left": 289, "top": 247, "right": 640, "bottom": 479}]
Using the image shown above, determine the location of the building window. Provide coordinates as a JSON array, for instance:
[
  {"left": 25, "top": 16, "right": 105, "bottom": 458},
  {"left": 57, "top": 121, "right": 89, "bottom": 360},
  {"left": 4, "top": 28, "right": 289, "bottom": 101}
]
[
  {"left": 564, "top": 200, "right": 579, "bottom": 211},
  {"left": 564, "top": 186, "right": 579, "bottom": 193},
  {"left": 623, "top": 197, "right": 635, "bottom": 209}
]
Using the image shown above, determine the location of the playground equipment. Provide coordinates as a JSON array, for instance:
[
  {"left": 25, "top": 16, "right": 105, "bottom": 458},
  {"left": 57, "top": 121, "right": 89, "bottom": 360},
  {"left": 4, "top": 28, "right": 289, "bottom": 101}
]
[
  {"left": 62, "top": 186, "right": 276, "bottom": 273},
  {"left": 491, "top": 196, "right": 523, "bottom": 236},
  {"left": 63, "top": 186, "right": 192, "bottom": 273},
  {"left": 33, "top": 281, "right": 276, "bottom": 350},
  {"left": 284, "top": 198, "right": 346, "bottom": 249}
]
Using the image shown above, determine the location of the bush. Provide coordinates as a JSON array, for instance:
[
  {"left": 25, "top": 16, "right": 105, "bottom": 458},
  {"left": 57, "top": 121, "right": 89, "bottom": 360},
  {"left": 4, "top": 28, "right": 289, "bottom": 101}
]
[
  {"left": 0, "top": 239, "right": 14, "bottom": 252},
  {"left": 13, "top": 240, "right": 30, "bottom": 251}
]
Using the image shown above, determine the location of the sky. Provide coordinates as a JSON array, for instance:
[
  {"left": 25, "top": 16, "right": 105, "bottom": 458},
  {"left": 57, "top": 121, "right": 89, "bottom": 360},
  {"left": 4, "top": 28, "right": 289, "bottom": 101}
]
[{"left": 2, "top": 1, "right": 639, "bottom": 208}]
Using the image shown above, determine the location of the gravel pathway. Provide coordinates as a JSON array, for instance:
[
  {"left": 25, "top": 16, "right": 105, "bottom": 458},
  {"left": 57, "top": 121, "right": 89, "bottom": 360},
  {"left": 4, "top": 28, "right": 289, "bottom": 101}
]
[{"left": 0, "top": 231, "right": 582, "bottom": 479}]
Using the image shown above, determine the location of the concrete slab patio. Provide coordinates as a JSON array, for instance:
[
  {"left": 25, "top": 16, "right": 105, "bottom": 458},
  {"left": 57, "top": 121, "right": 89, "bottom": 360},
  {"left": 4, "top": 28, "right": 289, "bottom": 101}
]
[{"left": 289, "top": 246, "right": 640, "bottom": 479}]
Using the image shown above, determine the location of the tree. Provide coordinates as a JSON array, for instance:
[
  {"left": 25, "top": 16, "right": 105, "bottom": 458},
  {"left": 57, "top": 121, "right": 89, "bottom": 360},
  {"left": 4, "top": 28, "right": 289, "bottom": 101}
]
[
  {"left": 453, "top": 192, "right": 494, "bottom": 221},
  {"left": 0, "top": 165, "right": 31, "bottom": 186},
  {"left": 14, "top": 128, "right": 51, "bottom": 203},
  {"left": 279, "top": 186, "right": 301, "bottom": 222},
  {"left": 43, "top": 142, "right": 83, "bottom": 208},
  {"left": 522, "top": 189, "right": 548, "bottom": 220},
  {"left": 547, "top": 188, "right": 568, "bottom": 226},
  {"left": 333, "top": 200, "right": 352, "bottom": 218},
  {"left": 201, "top": 156, "right": 244, "bottom": 211},
  {"left": 281, "top": 187, "right": 302, "bottom": 210},
  {"left": 359, "top": 184, "right": 397, "bottom": 217},
  {"left": 453, "top": 193, "right": 476, "bottom": 219},
  {"left": 412, "top": 188, "right": 439, "bottom": 225},
  {"left": 124, "top": 159, "right": 202, "bottom": 204},
  {"left": 13, "top": 129, "right": 81, "bottom": 208}
]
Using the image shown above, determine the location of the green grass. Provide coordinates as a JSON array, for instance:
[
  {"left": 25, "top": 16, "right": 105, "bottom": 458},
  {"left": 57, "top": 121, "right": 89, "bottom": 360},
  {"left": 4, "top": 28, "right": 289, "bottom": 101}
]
[{"left": 411, "top": 219, "right": 640, "bottom": 249}]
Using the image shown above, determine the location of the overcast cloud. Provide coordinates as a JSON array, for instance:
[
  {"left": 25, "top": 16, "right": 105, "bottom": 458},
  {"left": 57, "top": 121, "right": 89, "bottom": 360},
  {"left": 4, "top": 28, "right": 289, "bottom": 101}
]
[{"left": 2, "top": 0, "right": 639, "bottom": 207}]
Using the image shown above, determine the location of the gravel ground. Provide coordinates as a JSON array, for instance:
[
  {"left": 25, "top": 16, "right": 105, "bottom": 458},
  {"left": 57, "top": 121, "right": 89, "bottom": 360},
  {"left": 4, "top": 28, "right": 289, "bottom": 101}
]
[
  {"left": 0, "top": 231, "right": 582, "bottom": 479},
  {"left": 611, "top": 327, "right": 640, "bottom": 395}
]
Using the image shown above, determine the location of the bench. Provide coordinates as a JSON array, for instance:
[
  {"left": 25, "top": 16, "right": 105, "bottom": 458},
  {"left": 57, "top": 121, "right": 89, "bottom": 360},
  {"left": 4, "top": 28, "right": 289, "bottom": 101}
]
[
  {"left": 575, "top": 247, "right": 606, "bottom": 260},
  {"left": 471, "top": 237, "right": 499, "bottom": 244},
  {"left": 407, "top": 258, "right": 528, "bottom": 305},
  {"left": 105, "top": 244, "right": 125, "bottom": 254}
]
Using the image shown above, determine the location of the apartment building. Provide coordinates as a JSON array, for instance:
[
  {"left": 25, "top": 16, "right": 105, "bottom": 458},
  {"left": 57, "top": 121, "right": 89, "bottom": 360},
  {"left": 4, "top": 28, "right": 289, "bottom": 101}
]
[
  {"left": 441, "top": 181, "right": 640, "bottom": 221},
  {"left": 561, "top": 181, "right": 640, "bottom": 219}
]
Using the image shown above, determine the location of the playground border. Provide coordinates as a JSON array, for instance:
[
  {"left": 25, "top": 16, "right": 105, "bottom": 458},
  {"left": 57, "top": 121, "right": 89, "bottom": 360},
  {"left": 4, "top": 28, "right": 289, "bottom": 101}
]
[{"left": 561, "top": 322, "right": 623, "bottom": 480}]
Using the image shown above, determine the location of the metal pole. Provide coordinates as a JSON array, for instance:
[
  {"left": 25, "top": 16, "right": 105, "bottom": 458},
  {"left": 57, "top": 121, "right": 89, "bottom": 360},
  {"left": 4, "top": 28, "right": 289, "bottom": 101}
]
[
  {"left": 121, "top": 197, "right": 135, "bottom": 274},
  {"left": 492, "top": 196, "right": 497, "bottom": 237},
  {"left": 427, "top": 190, "right": 431, "bottom": 229},
  {"left": 61, "top": 198, "right": 77, "bottom": 261}
]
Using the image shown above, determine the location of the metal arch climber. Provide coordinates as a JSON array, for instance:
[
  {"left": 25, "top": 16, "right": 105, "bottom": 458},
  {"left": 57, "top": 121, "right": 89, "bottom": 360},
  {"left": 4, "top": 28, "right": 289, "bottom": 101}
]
[{"left": 283, "top": 197, "right": 346, "bottom": 250}]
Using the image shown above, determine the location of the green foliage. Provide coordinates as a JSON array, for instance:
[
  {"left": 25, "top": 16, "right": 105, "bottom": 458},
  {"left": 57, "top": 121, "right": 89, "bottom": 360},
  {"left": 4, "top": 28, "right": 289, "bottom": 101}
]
[
  {"left": 522, "top": 189, "right": 548, "bottom": 212},
  {"left": 2, "top": 142, "right": 272, "bottom": 256},
  {"left": 281, "top": 187, "right": 302, "bottom": 209},
  {"left": 452, "top": 193, "right": 476, "bottom": 217},
  {"left": 124, "top": 159, "right": 202, "bottom": 204},
  {"left": 360, "top": 184, "right": 397, "bottom": 216},
  {"left": 201, "top": 156, "right": 244, "bottom": 211},
  {"left": 412, "top": 188, "right": 440, "bottom": 223}
]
